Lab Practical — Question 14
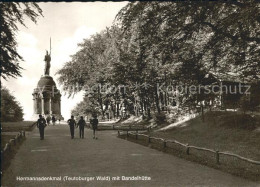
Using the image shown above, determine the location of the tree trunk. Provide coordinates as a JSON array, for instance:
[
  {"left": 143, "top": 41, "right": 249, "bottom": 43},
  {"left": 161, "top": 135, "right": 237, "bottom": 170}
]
[
  {"left": 201, "top": 104, "right": 205, "bottom": 122},
  {"left": 147, "top": 96, "right": 151, "bottom": 118},
  {"left": 116, "top": 103, "right": 120, "bottom": 118},
  {"left": 155, "top": 89, "right": 161, "bottom": 114},
  {"left": 98, "top": 86, "right": 104, "bottom": 118},
  {"left": 143, "top": 97, "right": 147, "bottom": 116}
]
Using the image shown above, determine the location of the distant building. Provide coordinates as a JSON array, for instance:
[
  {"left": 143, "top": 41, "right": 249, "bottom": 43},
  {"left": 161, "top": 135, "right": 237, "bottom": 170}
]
[{"left": 202, "top": 72, "right": 252, "bottom": 109}]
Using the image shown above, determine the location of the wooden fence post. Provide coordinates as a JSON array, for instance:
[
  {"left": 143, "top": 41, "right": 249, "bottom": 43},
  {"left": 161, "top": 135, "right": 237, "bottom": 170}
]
[
  {"left": 7, "top": 143, "right": 11, "bottom": 152},
  {"left": 16, "top": 135, "right": 19, "bottom": 142},
  {"left": 135, "top": 130, "right": 138, "bottom": 140},
  {"left": 13, "top": 138, "right": 16, "bottom": 146},
  {"left": 9, "top": 139, "right": 14, "bottom": 148},
  {"left": 129, "top": 125, "right": 131, "bottom": 130},
  {"left": 186, "top": 144, "right": 190, "bottom": 155},
  {"left": 163, "top": 140, "right": 167, "bottom": 148},
  {"left": 127, "top": 131, "right": 129, "bottom": 137},
  {"left": 4, "top": 144, "right": 8, "bottom": 152},
  {"left": 1, "top": 150, "right": 4, "bottom": 162},
  {"left": 112, "top": 125, "right": 114, "bottom": 130},
  {"left": 216, "top": 150, "right": 220, "bottom": 164},
  {"left": 117, "top": 131, "right": 120, "bottom": 136},
  {"left": 148, "top": 136, "right": 151, "bottom": 143}
]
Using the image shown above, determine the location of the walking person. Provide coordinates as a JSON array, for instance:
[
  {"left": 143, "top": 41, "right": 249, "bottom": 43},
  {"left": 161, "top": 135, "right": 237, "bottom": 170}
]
[
  {"left": 77, "top": 116, "right": 86, "bottom": 139},
  {"left": 37, "top": 115, "right": 47, "bottom": 140},
  {"left": 52, "top": 115, "right": 56, "bottom": 125},
  {"left": 90, "top": 114, "right": 98, "bottom": 139},
  {"left": 46, "top": 115, "right": 51, "bottom": 126},
  {"left": 67, "top": 115, "right": 77, "bottom": 139}
]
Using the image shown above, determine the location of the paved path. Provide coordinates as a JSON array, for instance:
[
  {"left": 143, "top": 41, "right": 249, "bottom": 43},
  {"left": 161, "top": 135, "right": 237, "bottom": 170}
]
[{"left": 2, "top": 124, "right": 259, "bottom": 187}]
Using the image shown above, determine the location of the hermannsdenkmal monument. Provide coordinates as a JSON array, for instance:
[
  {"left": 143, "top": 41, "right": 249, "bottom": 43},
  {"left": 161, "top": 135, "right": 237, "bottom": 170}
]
[{"left": 32, "top": 49, "right": 63, "bottom": 120}]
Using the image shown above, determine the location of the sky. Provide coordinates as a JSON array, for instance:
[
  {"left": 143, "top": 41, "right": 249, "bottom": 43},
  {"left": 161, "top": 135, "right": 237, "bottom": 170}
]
[{"left": 2, "top": 2, "right": 128, "bottom": 120}]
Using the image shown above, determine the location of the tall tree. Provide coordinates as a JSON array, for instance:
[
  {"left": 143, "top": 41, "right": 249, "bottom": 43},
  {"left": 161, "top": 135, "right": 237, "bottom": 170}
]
[
  {"left": 1, "top": 87, "right": 24, "bottom": 122},
  {"left": 57, "top": 28, "right": 121, "bottom": 117},
  {"left": 115, "top": 1, "right": 260, "bottom": 115},
  {"left": 0, "top": 2, "right": 42, "bottom": 79},
  {"left": 116, "top": 1, "right": 260, "bottom": 81}
]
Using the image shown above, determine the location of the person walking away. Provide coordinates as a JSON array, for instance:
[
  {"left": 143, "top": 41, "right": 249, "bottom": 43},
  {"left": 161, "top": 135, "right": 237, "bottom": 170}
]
[
  {"left": 52, "top": 115, "right": 56, "bottom": 125},
  {"left": 77, "top": 116, "right": 86, "bottom": 139},
  {"left": 68, "top": 116, "right": 77, "bottom": 139},
  {"left": 46, "top": 115, "right": 51, "bottom": 126},
  {"left": 37, "top": 115, "right": 47, "bottom": 140},
  {"left": 90, "top": 115, "right": 99, "bottom": 139}
]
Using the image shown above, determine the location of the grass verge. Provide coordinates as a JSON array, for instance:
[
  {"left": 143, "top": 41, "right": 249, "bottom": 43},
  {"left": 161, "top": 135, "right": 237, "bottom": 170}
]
[
  {"left": 1, "top": 136, "right": 26, "bottom": 172},
  {"left": 2, "top": 121, "right": 36, "bottom": 132},
  {"left": 118, "top": 111, "right": 260, "bottom": 182},
  {"left": 1, "top": 121, "right": 36, "bottom": 172}
]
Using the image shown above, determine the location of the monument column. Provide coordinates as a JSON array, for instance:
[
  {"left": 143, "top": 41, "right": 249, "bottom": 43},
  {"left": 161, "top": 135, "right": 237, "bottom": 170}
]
[
  {"left": 36, "top": 97, "right": 40, "bottom": 114},
  {"left": 49, "top": 97, "right": 52, "bottom": 115},
  {"left": 41, "top": 94, "right": 45, "bottom": 115},
  {"left": 33, "top": 94, "right": 37, "bottom": 113}
]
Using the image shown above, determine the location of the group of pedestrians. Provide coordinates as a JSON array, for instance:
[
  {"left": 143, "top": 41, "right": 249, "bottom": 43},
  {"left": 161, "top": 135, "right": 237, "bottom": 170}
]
[
  {"left": 46, "top": 115, "right": 60, "bottom": 126},
  {"left": 67, "top": 115, "right": 98, "bottom": 139},
  {"left": 36, "top": 114, "right": 99, "bottom": 140}
]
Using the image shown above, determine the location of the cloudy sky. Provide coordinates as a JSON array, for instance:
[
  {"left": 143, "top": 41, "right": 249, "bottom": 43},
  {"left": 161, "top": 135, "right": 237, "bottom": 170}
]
[{"left": 2, "top": 2, "right": 128, "bottom": 120}]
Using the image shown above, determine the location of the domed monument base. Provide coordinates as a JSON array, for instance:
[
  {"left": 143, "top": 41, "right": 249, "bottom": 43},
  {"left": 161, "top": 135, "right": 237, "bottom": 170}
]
[
  {"left": 32, "top": 49, "right": 63, "bottom": 121},
  {"left": 32, "top": 75, "right": 64, "bottom": 120}
]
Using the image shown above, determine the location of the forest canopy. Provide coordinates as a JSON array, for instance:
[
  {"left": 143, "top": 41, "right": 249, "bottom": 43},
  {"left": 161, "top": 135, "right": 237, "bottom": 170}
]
[{"left": 56, "top": 1, "right": 260, "bottom": 119}]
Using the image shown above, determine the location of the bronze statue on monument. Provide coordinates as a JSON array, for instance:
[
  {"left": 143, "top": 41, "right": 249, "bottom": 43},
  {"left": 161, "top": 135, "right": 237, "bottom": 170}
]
[
  {"left": 44, "top": 38, "right": 52, "bottom": 76},
  {"left": 44, "top": 50, "right": 51, "bottom": 76}
]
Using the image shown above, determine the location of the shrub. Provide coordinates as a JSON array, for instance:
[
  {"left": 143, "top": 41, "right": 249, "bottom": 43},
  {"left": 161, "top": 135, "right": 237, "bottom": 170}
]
[
  {"left": 1, "top": 87, "right": 24, "bottom": 122},
  {"left": 154, "top": 112, "right": 166, "bottom": 125}
]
